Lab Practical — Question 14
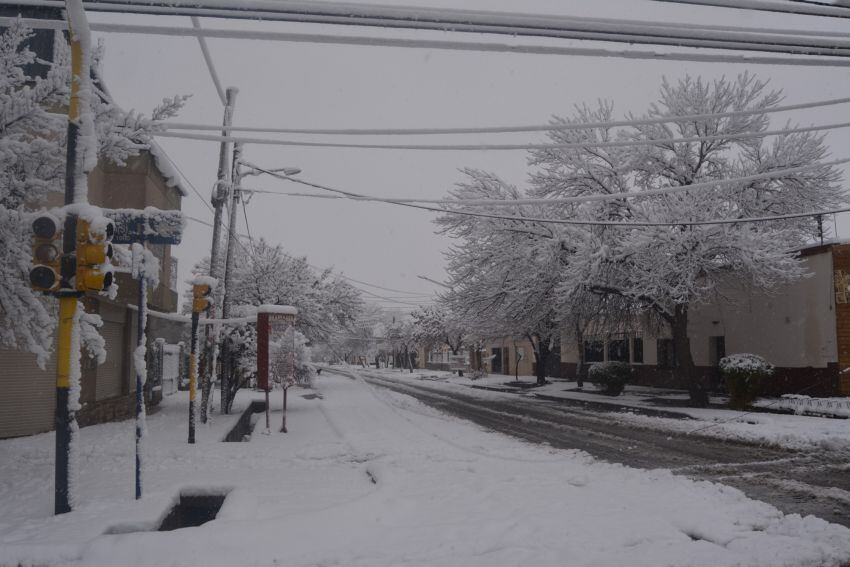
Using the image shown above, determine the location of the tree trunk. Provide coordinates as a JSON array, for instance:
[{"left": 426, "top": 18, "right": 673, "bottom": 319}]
[
  {"left": 534, "top": 337, "right": 550, "bottom": 386},
  {"left": 671, "top": 304, "right": 708, "bottom": 407},
  {"left": 575, "top": 322, "right": 585, "bottom": 389}
]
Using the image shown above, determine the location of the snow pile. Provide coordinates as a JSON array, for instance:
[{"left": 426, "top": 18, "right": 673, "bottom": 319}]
[{"left": 1, "top": 374, "right": 850, "bottom": 566}]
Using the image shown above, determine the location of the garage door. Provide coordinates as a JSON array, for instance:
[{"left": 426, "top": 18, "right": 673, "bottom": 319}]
[{"left": 96, "top": 321, "right": 126, "bottom": 401}]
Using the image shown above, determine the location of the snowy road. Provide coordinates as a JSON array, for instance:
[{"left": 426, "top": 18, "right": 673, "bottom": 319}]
[
  {"left": 350, "top": 369, "right": 850, "bottom": 529},
  {"left": 2, "top": 372, "right": 850, "bottom": 566}
]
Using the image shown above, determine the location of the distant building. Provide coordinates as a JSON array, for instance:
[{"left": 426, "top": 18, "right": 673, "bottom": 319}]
[{"left": 560, "top": 242, "right": 850, "bottom": 397}]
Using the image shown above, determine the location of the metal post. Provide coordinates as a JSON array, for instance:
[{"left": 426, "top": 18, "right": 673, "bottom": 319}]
[
  {"left": 55, "top": 3, "right": 88, "bottom": 515},
  {"left": 189, "top": 312, "right": 199, "bottom": 443},
  {"left": 219, "top": 143, "right": 243, "bottom": 414},
  {"left": 201, "top": 87, "right": 237, "bottom": 424}
]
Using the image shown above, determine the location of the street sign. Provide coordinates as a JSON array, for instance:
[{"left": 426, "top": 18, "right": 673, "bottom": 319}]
[{"left": 104, "top": 208, "right": 184, "bottom": 245}]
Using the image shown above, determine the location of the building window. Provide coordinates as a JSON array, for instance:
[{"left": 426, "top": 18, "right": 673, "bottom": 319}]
[
  {"left": 709, "top": 336, "right": 726, "bottom": 366},
  {"left": 607, "top": 339, "right": 629, "bottom": 362},
  {"left": 632, "top": 337, "right": 644, "bottom": 364},
  {"left": 584, "top": 340, "right": 604, "bottom": 363},
  {"left": 657, "top": 339, "right": 676, "bottom": 368}
]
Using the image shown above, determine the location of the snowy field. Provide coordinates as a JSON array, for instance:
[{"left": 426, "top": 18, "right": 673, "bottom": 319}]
[
  {"left": 365, "top": 367, "right": 850, "bottom": 451},
  {"left": 2, "top": 373, "right": 850, "bottom": 566}
]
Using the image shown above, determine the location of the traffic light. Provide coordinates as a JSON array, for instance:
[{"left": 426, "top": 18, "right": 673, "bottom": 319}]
[
  {"left": 192, "top": 283, "right": 212, "bottom": 313},
  {"left": 29, "top": 214, "right": 63, "bottom": 292},
  {"left": 75, "top": 217, "right": 114, "bottom": 292}
]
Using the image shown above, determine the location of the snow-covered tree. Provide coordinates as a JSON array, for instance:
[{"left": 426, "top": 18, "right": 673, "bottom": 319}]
[
  {"left": 437, "top": 171, "right": 564, "bottom": 384},
  {"left": 410, "top": 304, "right": 469, "bottom": 357},
  {"left": 229, "top": 239, "right": 363, "bottom": 345},
  {"left": 270, "top": 327, "right": 314, "bottom": 388},
  {"left": 533, "top": 74, "right": 843, "bottom": 405},
  {"left": 384, "top": 316, "right": 417, "bottom": 371},
  {"left": 442, "top": 73, "right": 845, "bottom": 405},
  {"left": 0, "top": 21, "right": 185, "bottom": 364}
]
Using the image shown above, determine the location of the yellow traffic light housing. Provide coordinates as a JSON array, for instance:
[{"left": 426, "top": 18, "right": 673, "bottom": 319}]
[
  {"left": 75, "top": 218, "right": 115, "bottom": 292},
  {"left": 29, "top": 214, "right": 62, "bottom": 292},
  {"left": 192, "top": 284, "right": 212, "bottom": 313}
]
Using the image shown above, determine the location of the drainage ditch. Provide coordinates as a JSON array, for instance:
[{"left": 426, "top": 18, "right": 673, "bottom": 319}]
[
  {"left": 158, "top": 493, "right": 227, "bottom": 531},
  {"left": 223, "top": 400, "right": 267, "bottom": 442}
]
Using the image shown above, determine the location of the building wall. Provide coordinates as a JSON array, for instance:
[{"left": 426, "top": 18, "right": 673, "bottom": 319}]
[
  {"left": 560, "top": 247, "right": 844, "bottom": 396},
  {"left": 482, "top": 337, "right": 536, "bottom": 377}
]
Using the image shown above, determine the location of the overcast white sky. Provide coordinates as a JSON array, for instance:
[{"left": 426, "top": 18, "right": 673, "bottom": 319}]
[{"left": 90, "top": 0, "right": 850, "bottom": 311}]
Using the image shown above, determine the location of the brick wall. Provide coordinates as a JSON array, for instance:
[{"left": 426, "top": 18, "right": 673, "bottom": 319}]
[{"left": 832, "top": 245, "right": 850, "bottom": 395}]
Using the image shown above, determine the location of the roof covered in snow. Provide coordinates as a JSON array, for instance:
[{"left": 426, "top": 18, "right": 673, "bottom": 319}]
[{"left": 147, "top": 141, "right": 189, "bottom": 198}]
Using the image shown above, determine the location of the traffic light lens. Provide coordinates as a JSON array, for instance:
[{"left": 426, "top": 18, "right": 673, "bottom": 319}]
[
  {"left": 103, "top": 271, "right": 113, "bottom": 290},
  {"left": 104, "top": 221, "right": 114, "bottom": 241},
  {"left": 29, "top": 266, "right": 57, "bottom": 290},
  {"left": 34, "top": 243, "right": 60, "bottom": 264},
  {"left": 32, "top": 216, "right": 58, "bottom": 239}
]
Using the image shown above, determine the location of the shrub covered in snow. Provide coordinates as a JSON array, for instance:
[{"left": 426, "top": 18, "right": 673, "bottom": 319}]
[
  {"left": 719, "top": 353, "right": 774, "bottom": 409},
  {"left": 589, "top": 361, "right": 631, "bottom": 396}
]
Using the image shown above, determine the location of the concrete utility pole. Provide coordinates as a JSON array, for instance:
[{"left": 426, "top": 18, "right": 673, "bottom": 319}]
[
  {"left": 201, "top": 87, "right": 237, "bottom": 423},
  {"left": 219, "top": 142, "right": 243, "bottom": 413}
]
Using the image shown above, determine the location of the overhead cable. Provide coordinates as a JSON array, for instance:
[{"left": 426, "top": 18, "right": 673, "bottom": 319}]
[
  {"left": 190, "top": 16, "right": 227, "bottom": 105},
  {"left": 152, "top": 120, "right": 850, "bottom": 151},
  {"left": 18, "top": 15, "right": 850, "bottom": 57},
  {"left": 159, "top": 95, "right": 850, "bottom": 136},
  {"left": 247, "top": 163, "right": 850, "bottom": 227},
  {"left": 9, "top": 0, "right": 850, "bottom": 32},
  {"left": 6, "top": 16, "right": 850, "bottom": 67},
  {"left": 650, "top": 0, "right": 850, "bottom": 19}
]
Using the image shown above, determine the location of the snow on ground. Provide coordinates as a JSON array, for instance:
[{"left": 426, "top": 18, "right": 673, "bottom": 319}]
[
  {"left": 368, "top": 367, "right": 850, "bottom": 451},
  {"left": 2, "top": 372, "right": 850, "bottom": 566}
]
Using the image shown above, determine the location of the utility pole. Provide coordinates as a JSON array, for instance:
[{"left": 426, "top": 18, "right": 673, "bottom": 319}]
[
  {"left": 201, "top": 87, "right": 237, "bottom": 424},
  {"left": 219, "top": 142, "right": 243, "bottom": 413}
]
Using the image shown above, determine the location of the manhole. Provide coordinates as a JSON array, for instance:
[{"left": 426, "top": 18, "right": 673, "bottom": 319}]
[{"left": 158, "top": 493, "right": 227, "bottom": 531}]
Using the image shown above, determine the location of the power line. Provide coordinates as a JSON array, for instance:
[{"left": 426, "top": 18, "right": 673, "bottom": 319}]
[
  {"left": 189, "top": 16, "right": 227, "bottom": 105},
  {"left": 247, "top": 163, "right": 850, "bottom": 228},
  {"left": 649, "top": 0, "right": 850, "bottom": 19},
  {"left": 67, "top": 17, "right": 850, "bottom": 58},
  {"left": 159, "top": 95, "right": 850, "bottom": 137},
  {"left": 151, "top": 120, "right": 850, "bottom": 151},
  {"left": 245, "top": 157, "right": 850, "bottom": 208},
  {"left": 155, "top": 145, "right": 216, "bottom": 216},
  {"left": 8, "top": 15, "right": 850, "bottom": 68},
  {"left": 184, "top": 215, "right": 436, "bottom": 298},
  {"left": 240, "top": 198, "right": 257, "bottom": 255},
  {"left": 13, "top": 0, "right": 850, "bottom": 44}
]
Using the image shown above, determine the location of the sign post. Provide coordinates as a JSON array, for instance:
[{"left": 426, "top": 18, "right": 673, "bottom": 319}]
[{"left": 256, "top": 305, "right": 297, "bottom": 434}]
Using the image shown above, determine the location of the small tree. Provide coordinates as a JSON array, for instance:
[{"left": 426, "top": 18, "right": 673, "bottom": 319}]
[
  {"left": 720, "top": 353, "right": 773, "bottom": 409},
  {"left": 588, "top": 361, "right": 631, "bottom": 396}
]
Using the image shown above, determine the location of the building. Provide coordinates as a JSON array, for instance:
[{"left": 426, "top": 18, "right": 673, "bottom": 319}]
[
  {"left": 0, "top": 147, "right": 188, "bottom": 439},
  {"left": 560, "top": 242, "right": 850, "bottom": 397}
]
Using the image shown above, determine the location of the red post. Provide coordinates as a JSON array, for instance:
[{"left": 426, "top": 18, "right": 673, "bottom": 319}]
[{"left": 256, "top": 312, "right": 270, "bottom": 430}]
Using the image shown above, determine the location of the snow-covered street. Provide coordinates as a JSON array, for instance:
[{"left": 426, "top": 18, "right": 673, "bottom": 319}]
[{"left": 2, "top": 372, "right": 850, "bottom": 567}]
